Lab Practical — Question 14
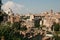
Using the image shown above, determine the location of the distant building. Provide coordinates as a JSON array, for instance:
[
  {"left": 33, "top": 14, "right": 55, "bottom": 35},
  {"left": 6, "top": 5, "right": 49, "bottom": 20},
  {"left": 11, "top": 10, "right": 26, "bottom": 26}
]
[
  {"left": 14, "top": 14, "right": 20, "bottom": 22},
  {"left": 39, "top": 10, "right": 60, "bottom": 31},
  {"left": 26, "top": 20, "right": 34, "bottom": 28},
  {"left": 8, "top": 13, "right": 14, "bottom": 23}
]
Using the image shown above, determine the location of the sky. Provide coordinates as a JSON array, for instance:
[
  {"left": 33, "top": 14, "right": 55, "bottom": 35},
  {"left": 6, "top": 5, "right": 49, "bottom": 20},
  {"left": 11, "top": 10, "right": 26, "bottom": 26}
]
[{"left": 2, "top": 0, "right": 60, "bottom": 14}]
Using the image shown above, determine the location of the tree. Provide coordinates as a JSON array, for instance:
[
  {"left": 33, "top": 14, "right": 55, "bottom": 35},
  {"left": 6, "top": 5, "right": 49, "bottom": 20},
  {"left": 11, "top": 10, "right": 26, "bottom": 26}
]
[
  {"left": 52, "top": 22, "right": 60, "bottom": 40},
  {"left": 12, "top": 22, "right": 21, "bottom": 30},
  {"left": 0, "top": 12, "right": 3, "bottom": 23},
  {"left": 52, "top": 22, "right": 60, "bottom": 31},
  {"left": 0, "top": 11, "right": 8, "bottom": 23},
  {"left": 34, "top": 19, "right": 40, "bottom": 28},
  {"left": 0, "top": 23, "right": 10, "bottom": 40},
  {"left": 0, "top": 22, "right": 22, "bottom": 40}
]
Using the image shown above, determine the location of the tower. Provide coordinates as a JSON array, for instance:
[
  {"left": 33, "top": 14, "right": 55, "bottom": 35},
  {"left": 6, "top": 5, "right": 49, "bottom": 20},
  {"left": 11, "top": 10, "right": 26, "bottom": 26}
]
[
  {"left": 0, "top": 0, "right": 2, "bottom": 11},
  {"left": 51, "top": 9, "right": 53, "bottom": 13}
]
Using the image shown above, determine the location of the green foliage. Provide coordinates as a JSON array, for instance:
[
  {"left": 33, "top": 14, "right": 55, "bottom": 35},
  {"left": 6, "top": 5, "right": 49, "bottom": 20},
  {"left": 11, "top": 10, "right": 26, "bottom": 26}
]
[
  {"left": 52, "top": 22, "right": 60, "bottom": 40},
  {"left": 20, "top": 26, "right": 27, "bottom": 31},
  {"left": 12, "top": 22, "right": 21, "bottom": 30},
  {"left": 0, "top": 22, "right": 22, "bottom": 40},
  {"left": 0, "top": 14, "right": 3, "bottom": 23},
  {"left": 52, "top": 22, "right": 60, "bottom": 31},
  {"left": 12, "top": 22, "right": 27, "bottom": 31},
  {"left": 34, "top": 19, "right": 40, "bottom": 28},
  {"left": 0, "top": 24, "right": 9, "bottom": 36},
  {"left": 54, "top": 35, "right": 60, "bottom": 40},
  {"left": 7, "top": 22, "right": 11, "bottom": 26}
]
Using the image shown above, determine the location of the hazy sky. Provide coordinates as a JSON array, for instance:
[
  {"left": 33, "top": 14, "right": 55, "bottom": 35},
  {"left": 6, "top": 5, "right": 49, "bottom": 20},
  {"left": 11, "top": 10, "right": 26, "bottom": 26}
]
[{"left": 2, "top": 0, "right": 60, "bottom": 14}]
